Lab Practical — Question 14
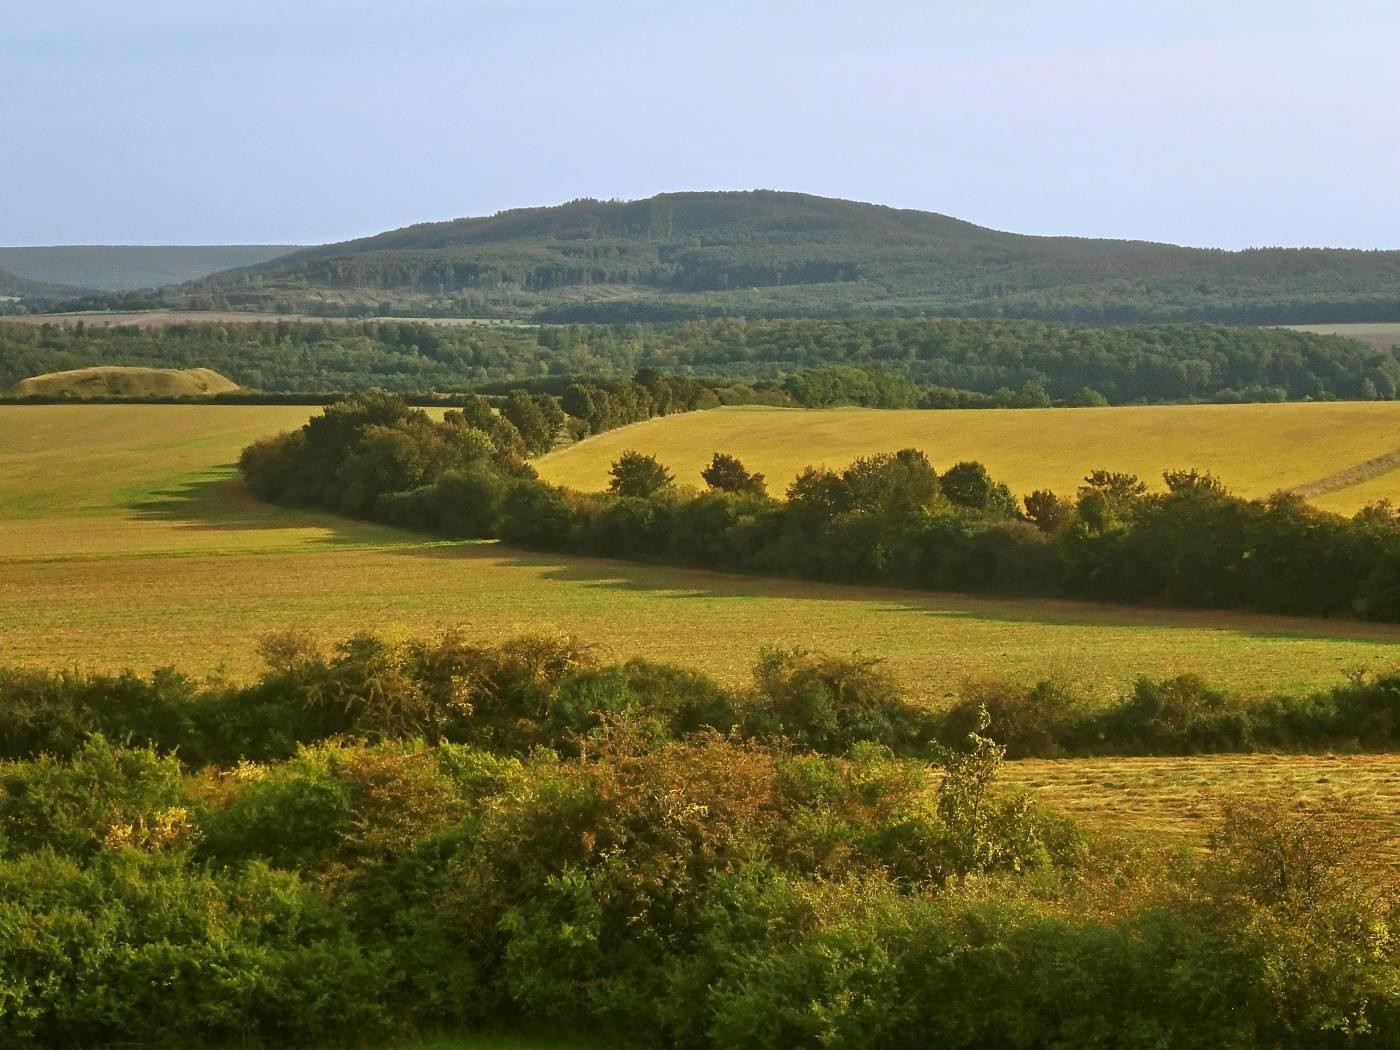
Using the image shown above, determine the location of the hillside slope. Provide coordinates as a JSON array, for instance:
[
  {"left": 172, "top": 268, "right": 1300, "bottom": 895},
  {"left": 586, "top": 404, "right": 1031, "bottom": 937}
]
[
  {"left": 8, "top": 366, "right": 239, "bottom": 399},
  {"left": 157, "top": 191, "right": 1400, "bottom": 323},
  {"left": 0, "top": 267, "right": 89, "bottom": 302},
  {"left": 0, "top": 245, "right": 299, "bottom": 293}
]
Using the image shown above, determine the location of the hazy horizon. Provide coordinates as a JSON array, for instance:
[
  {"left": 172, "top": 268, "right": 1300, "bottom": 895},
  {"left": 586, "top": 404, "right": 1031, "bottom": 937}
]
[{"left": 5, "top": 0, "right": 1398, "bottom": 250}]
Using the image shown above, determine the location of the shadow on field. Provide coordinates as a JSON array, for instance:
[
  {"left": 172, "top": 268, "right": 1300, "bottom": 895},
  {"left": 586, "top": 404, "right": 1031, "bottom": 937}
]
[
  {"left": 396, "top": 541, "right": 1400, "bottom": 645},
  {"left": 126, "top": 471, "right": 417, "bottom": 546}
]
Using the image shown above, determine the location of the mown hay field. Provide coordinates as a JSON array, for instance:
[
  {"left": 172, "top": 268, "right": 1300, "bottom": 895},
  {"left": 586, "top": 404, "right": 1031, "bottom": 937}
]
[
  {"left": 1002, "top": 753, "right": 1400, "bottom": 866},
  {"left": 536, "top": 402, "right": 1400, "bottom": 513}
]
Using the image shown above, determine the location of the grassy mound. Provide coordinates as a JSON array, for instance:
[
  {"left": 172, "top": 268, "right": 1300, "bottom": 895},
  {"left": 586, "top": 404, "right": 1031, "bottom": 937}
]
[{"left": 8, "top": 365, "right": 239, "bottom": 399}]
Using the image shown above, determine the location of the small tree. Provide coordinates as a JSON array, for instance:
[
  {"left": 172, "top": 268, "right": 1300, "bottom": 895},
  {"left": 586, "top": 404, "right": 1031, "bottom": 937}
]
[
  {"left": 940, "top": 460, "right": 1016, "bottom": 515},
  {"left": 701, "top": 452, "right": 766, "bottom": 495},
  {"left": 608, "top": 451, "right": 673, "bottom": 498},
  {"left": 1067, "top": 386, "right": 1109, "bottom": 407},
  {"left": 1023, "top": 489, "right": 1073, "bottom": 533},
  {"left": 1162, "top": 468, "right": 1228, "bottom": 496},
  {"left": 502, "top": 391, "right": 560, "bottom": 457}
]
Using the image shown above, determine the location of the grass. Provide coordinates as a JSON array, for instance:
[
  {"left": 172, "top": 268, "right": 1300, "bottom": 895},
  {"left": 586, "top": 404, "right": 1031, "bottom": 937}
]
[
  {"left": 535, "top": 402, "right": 1400, "bottom": 514},
  {"left": 4, "top": 405, "right": 1400, "bottom": 699},
  {"left": 4, "top": 403, "right": 1399, "bottom": 855}
]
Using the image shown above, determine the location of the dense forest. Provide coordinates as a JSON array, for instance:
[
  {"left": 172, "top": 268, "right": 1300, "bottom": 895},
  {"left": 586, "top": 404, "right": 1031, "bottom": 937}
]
[
  {"left": 242, "top": 394, "right": 1400, "bottom": 624},
  {"left": 50, "top": 191, "right": 1400, "bottom": 323},
  {"left": 1, "top": 632, "right": 1394, "bottom": 1047},
  {"left": 4, "top": 315, "right": 1397, "bottom": 402}
]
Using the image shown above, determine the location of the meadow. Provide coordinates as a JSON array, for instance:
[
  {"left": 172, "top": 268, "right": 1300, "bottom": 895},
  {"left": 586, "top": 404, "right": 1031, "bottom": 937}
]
[
  {"left": 536, "top": 402, "right": 1400, "bottom": 513},
  {"left": 5, "top": 405, "right": 1400, "bottom": 697}
]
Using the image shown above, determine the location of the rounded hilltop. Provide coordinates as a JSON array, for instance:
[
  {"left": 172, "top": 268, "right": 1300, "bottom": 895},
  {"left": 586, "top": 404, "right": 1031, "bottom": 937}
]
[{"left": 7, "top": 365, "right": 239, "bottom": 399}]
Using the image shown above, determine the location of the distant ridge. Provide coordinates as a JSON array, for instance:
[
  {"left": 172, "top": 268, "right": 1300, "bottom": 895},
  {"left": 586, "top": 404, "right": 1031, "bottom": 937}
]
[
  {"left": 0, "top": 245, "right": 299, "bottom": 293},
  {"left": 57, "top": 191, "right": 1400, "bottom": 323},
  {"left": 0, "top": 266, "right": 89, "bottom": 300}
]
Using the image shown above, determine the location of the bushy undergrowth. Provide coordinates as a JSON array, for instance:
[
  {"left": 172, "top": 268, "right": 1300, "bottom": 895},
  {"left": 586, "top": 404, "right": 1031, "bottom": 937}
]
[
  {"left": 2, "top": 633, "right": 1398, "bottom": 771},
  {"left": 1, "top": 709, "right": 1394, "bottom": 1047},
  {"left": 2, "top": 641, "right": 1399, "bottom": 1043}
]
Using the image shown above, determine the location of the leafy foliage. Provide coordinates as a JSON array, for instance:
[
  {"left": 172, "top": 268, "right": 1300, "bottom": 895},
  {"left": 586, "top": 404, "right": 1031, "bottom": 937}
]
[{"left": 0, "top": 633, "right": 1394, "bottom": 1047}]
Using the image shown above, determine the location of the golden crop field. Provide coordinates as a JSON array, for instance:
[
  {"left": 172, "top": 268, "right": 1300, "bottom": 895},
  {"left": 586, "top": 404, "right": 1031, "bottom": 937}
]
[{"left": 536, "top": 402, "right": 1400, "bottom": 513}]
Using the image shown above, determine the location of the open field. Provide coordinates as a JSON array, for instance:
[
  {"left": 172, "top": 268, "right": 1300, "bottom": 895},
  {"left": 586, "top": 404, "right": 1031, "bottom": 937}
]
[
  {"left": 536, "top": 403, "right": 1400, "bottom": 514},
  {"left": 1283, "top": 321, "right": 1400, "bottom": 351},
  {"left": 4, "top": 405, "right": 1400, "bottom": 697}
]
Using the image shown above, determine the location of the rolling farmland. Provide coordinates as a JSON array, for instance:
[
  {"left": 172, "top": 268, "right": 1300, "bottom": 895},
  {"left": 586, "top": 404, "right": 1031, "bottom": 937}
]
[{"left": 4, "top": 404, "right": 1399, "bottom": 695}]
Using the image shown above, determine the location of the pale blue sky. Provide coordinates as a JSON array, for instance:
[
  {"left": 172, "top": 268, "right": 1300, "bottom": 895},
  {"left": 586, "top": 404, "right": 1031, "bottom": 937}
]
[{"left": 4, "top": 1, "right": 1398, "bottom": 248}]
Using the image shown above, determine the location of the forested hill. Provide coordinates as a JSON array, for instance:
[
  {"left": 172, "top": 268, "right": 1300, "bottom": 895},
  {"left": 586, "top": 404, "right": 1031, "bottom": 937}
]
[{"left": 124, "top": 191, "right": 1400, "bottom": 323}]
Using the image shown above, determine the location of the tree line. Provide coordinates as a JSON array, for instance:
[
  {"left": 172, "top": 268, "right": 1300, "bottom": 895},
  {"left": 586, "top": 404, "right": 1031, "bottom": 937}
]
[
  {"left": 0, "top": 631, "right": 1393, "bottom": 1047},
  {"left": 242, "top": 393, "right": 1400, "bottom": 624},
  {"left": 4, "top": 315, "right": 1395, "bottom": 402}
]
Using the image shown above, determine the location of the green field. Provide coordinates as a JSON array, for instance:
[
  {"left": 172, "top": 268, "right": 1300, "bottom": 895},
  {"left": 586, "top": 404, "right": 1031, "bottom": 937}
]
[
  {"left": 536, "top": 402, "right": 1400, "bottom": 513},
  {"left": 4, "top": 404, "right": 1400, "bottom": 700}
]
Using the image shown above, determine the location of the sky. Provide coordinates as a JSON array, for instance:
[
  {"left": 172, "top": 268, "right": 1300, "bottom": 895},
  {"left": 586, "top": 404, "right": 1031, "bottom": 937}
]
[{"left": 4, "top": 0, "right": 1398, "bottom": 249}]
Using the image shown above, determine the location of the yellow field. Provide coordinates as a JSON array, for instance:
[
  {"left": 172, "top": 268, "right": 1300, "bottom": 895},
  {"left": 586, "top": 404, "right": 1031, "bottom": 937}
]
[
  {"left": 4, "top": 404, "right": 1400, "bottom": 699},
  {"left": 536, "top": 402, "right": 1400, "bottom": 513}
]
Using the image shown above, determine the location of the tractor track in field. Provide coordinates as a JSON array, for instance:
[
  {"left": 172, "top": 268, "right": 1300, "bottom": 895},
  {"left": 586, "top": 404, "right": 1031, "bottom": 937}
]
[{"left": 1292, "top": 445, "right": 1400, "bottom": 499}]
